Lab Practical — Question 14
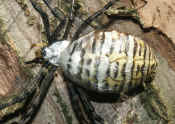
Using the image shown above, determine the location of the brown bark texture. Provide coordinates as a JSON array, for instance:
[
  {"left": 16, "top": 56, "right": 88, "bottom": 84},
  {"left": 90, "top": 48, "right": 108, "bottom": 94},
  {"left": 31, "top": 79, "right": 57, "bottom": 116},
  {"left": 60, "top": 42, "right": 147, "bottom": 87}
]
[{"left": 0, "top": 0, "right": 175, "bottom": 124}]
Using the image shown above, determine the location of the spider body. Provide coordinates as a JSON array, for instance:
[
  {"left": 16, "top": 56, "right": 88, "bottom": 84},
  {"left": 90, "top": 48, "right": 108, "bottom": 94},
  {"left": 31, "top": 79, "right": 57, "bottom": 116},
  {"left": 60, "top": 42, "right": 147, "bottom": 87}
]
[{"left": 43, "top": 30, "right": 157, "bottom": 93}]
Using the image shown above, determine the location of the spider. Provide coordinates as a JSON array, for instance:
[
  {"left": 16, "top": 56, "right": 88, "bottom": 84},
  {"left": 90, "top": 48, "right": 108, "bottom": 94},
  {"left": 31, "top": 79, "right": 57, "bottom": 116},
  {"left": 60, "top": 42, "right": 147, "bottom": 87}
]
[{"left": 0, "top": 0, "right": 158, "bottom": 123}]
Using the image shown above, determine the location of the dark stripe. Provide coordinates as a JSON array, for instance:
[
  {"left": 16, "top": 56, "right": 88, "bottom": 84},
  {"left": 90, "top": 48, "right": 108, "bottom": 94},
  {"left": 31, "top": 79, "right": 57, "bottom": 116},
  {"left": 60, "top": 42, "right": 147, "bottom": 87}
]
[
  {"left": 136, "top": 65, "right": 140, "bottom": 76},
  {"left": 86, "top": 58, "right": 92, "bottom": 65},
  {"left": 131, "top": 39, "right": 136, "bottom": 86},
  {"left": 70, "top": 43, "right": 77, "bottom": 55},
  {"left": 106, "top": 64, "right": 110, "bottom": 77},
  {"left": 110, "top": 36, "right": 115, "bottom": 54},
  {"left": 77, "top": 48, "right": 86, "bottom": 80},
  {"left": 66, "top": 55, "right": 72, "bottom": 74},
  {"left": 85, "top": 69, "right": 90, "bottom": 78},
  {"left": 151, "top": 63, "right": 156, "bottom": 70},
  {"left": 139, "top": 43, "right": 142, "bottom": 56},
  {"left": 141, "top": 46, "right": 147, "bottom": 83},
  {"left": 117, "top": 80, "right": 124, "bottom": 93},
  {"left": 110, "top": 45, "right": 114, "bottom": 54},
  {"left": 91, "top": 60, "right": 97, "bottom": 84},
  {"left": 125, "top": 36, "right": 130, "bottom": 56},
  {"left": 103, "top": 82, "right": 109, "bottom": 90},
  {"left": 95, "top": 57, "right": 100, "bottom": 83},
  {"left": 92, "top": 36, "right": 96, "bottom": 53},
  {"left": 144, "top": 46, "right": 147, "bottom": 61},
  {"left": 147, "top": 47, "right": 151, "bottom": 77},
  {"left": 122, "top": 63, "right": 126, "bottom": 80},
  {"left": 67, "top": 63, "right": 71, "bottom": 71},
  {"left": 118, "top": 63, "right": 126, "bottom": 93},
  {"left": 140, "top": 64, "right": 145, "bottom": 83},
  {"left": 104, "top": 64, "right": 110, "bottom": 90},
  {"left": 122, "top": 63, "right": 127, "bottom": 92},
  {"left": 133, "top": 40, "right": 137, "bottom": 58},
  {"left": 114, "top": 83, "right": 119, "bottom": 91},
  {"left": 114, "top": 62, "right": 119, "bottom": 79},
  {"left": 127, "top": 81, "right": 133, "bottom": 92}
]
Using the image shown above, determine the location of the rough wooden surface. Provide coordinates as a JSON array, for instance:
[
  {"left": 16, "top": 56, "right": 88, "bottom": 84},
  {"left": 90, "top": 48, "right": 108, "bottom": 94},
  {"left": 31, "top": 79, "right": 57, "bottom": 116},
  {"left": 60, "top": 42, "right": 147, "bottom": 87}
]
[{"left": 0, "top": 0, "right": 175, "bottom": 124}]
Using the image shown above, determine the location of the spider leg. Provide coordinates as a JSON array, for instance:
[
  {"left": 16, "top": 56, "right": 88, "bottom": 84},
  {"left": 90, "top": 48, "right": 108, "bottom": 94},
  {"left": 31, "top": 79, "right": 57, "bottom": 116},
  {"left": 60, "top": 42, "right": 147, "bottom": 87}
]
[
  {"left": 62, "top": 0, "right": 80, "bottom": 40},
  {"left": 41, "top": 0, "right": 68, "bottom": 42},
  {"left": 42, "top": 0, "right": 65, "bottom": 21},
  {"left": 30, "top": 0, "right": 65, "bottom": 44},
  {"left": 24, "top": 58, "right": 44, "bottom": 64},
  {"left": 67, "top": 82, "right": 104, "bottom": 124},
  {"left": 0, "top": 63, "right": 50, "bottom": 121},
  {"left": 0, "top": 87, "right": 35, "bottom": 111},
  {"left": 50, "top": 17, "right": 67, "bottom": 41},
  {"left": 30, "top": 0, "right": 51, "bottom": 43},
  {"left": 18, "top": 65, "right": 57, "bottom": 124},
  {"left": 76, "top": 88, "right": 104, "bottom": 124},
  {"left": 67, "top": 83, "right": 89, "bottom": 124},
  {"left": 72, "top": 0, "right": 118, "bottom": 41}
]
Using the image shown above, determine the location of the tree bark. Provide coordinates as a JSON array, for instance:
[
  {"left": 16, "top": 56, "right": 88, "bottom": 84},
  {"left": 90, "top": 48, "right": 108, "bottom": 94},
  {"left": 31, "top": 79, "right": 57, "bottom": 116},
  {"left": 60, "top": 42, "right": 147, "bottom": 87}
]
[{"left": 0, "top": 0, "right": 175, "bottom": 124}]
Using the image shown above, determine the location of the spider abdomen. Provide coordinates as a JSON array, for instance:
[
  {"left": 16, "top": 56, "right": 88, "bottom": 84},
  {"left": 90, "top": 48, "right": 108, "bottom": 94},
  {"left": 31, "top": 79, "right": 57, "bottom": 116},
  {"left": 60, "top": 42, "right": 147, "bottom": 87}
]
[{"left": 60, "top": 30, "right": 158, "bottom": 93}]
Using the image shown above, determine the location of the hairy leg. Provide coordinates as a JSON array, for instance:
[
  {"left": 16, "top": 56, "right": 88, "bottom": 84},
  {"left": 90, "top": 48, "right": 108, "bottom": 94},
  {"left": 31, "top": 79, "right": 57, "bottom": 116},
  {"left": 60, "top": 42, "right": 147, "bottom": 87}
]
[
  {"left": 30, "top": 0, "right": 67, "bottom": 44},
  {"left": 30, "top": 0, "right": 51, "bottom": 43},
  {"left": 76, "top": 88, "right": 104, "bottom": 124},
  {"left": 18, "top": 65, "right": 57, "bottom": 124},
  {"left": 42, "top": 0, "right": 65, "bottom": 21},
  {"left": 67, "top": 83, "right": 104, "bottom": 124},
  {"left": 62, "top": 0, "right": 80, "bottom": 40}
]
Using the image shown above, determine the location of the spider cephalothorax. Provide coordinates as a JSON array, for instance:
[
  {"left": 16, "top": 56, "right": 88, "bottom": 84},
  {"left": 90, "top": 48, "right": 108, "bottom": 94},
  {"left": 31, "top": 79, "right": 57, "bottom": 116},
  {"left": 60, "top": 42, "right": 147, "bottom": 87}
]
[{"left": 42, "top": 40, "right": 70, "bottom": 66}]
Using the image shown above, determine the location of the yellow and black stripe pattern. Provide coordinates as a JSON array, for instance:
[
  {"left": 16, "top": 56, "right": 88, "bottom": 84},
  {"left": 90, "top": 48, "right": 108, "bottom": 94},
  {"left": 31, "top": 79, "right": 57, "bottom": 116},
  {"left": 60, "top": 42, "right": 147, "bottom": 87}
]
[{"left": 60, "top": 30, "right": 158, "bottom": 93}]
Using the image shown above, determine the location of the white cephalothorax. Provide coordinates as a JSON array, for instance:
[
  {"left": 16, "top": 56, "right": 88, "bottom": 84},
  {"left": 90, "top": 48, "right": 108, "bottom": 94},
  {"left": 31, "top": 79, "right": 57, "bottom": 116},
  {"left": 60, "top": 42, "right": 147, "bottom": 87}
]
[{"left": 43, "top": 40, "right": 69, "bottom": 66}]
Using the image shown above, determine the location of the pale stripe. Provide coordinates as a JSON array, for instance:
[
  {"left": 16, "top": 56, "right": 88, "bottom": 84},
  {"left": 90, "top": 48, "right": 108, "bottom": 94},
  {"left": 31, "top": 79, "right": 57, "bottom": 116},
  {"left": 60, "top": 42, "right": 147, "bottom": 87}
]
[
  {"left": 143, "top": 45, "right": 149, "bottom": 76},
  {"left": 119, "top": 33, "right": 127, "bottom": 52},
  {"left": 94, "top": 32, "right": 104, "bottom": 56},
  {"left": 125, "top": 35, "right": 135, "bottom": 80},
  {"left": 101, "top": 32, "right": 112, "bottom": 55},
  {"left": 69, "top": 51, "right": 81, "bottom": 75},
  {"left": 110, "top": 62, "right": 118, "bottom": 78},
  {"left": 89, "top": 57, "right": 96, "bottom": 82},
  {"left": 112, "top": 31, "right": 122, "bottom": 54}
]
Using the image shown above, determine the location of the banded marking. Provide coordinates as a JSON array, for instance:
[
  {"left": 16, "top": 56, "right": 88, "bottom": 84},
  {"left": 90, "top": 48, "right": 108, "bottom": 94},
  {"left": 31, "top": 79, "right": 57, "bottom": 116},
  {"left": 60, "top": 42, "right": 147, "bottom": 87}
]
[
  {"left": 140, "top": 45, "right": 148, "bottom": 83},
  {"left": 112, "top": 31, "right": 122, "bottom": 54},
  {"left": 91, "top": 31, "right": 104, "bottom": 55},
  {"left": 123, "top": 35, "right": 135, "bottom": 91},
  {"left": 77, "top": 48, "right": 86, "bottom": 80},
  {"left": 61, "top": 30, "right": 157, "bottom": 93}
]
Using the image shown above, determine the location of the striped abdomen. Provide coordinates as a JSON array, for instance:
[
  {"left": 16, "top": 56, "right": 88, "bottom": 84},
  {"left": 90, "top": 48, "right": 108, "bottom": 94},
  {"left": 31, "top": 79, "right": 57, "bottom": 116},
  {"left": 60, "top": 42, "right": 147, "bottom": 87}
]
[{"left": 60, "top": 30, "right": 158, "bottom": 93}]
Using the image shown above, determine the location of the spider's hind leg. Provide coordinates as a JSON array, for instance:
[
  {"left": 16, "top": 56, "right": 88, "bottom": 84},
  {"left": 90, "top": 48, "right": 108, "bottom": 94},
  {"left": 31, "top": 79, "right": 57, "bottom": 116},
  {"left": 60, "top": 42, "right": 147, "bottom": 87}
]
[
  {"left": 76, "top": 88, "right": 104, "bottom": 124},
  {"left": 67, "top": 83, "right": 104, "bottom": 124}
]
